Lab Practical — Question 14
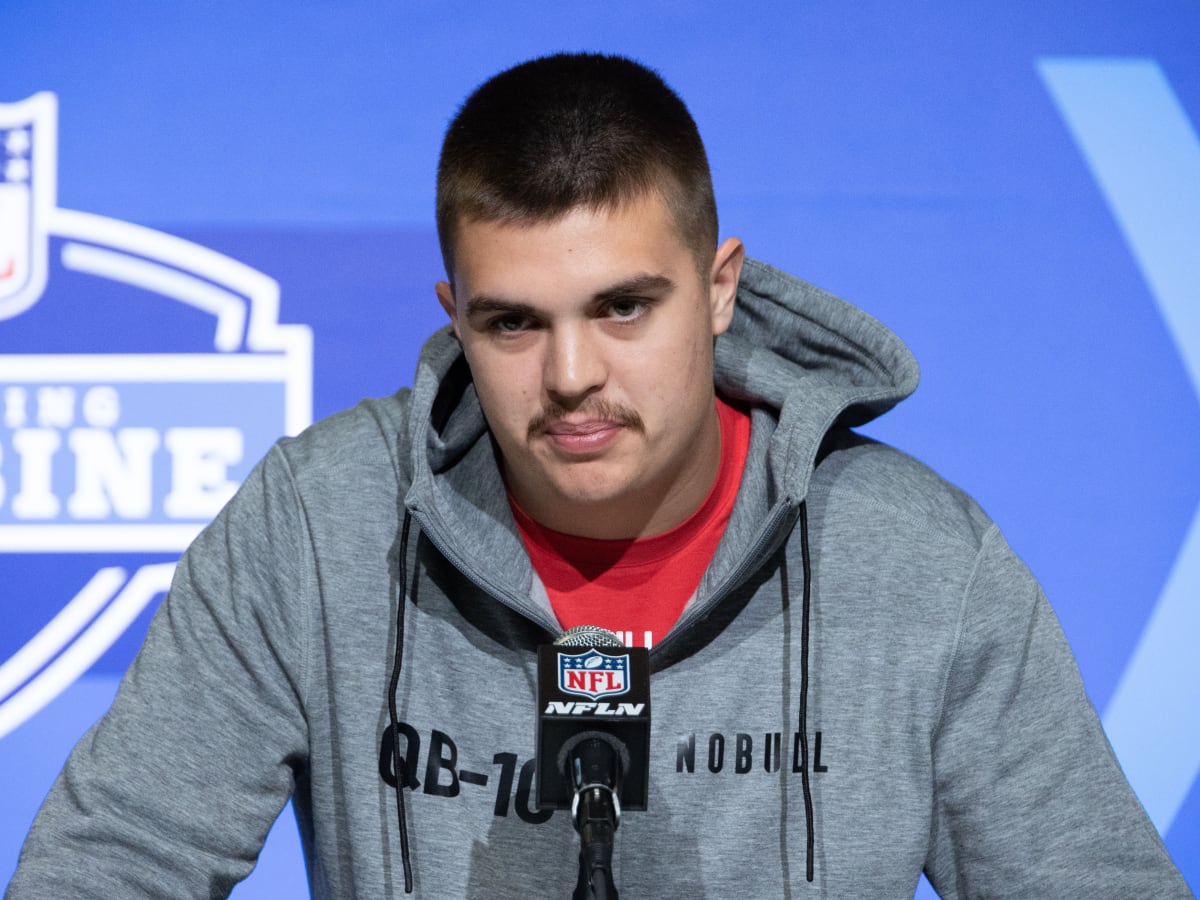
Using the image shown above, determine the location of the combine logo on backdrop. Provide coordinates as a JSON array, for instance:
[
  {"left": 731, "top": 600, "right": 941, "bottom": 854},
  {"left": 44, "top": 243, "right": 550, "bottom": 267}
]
[
  {"left": 558, "top": 649, "right": 630, "bottom": 701},
  {"left": 0, "top": 93, "right": 312, "bottom": 739}
]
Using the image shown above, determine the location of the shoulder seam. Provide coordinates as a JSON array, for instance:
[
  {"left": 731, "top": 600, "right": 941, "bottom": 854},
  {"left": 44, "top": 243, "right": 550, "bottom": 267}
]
[
  {"left": 268, "top": 441, "right": 314, "bottom": 717},
  {"left": 929, "top": 522, "right": 1003, "bottom": 746}
]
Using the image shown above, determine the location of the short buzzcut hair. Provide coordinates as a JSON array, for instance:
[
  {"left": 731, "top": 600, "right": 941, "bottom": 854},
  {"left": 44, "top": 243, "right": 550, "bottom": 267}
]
[{"left": 436, "top": 53, "right": 718, "bottom": 277}]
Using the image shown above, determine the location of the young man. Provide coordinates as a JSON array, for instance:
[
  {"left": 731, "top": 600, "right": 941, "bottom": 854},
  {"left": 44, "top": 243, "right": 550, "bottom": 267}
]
[{"left": 10, "top": 54, "right": 1190, "bottom": 898}]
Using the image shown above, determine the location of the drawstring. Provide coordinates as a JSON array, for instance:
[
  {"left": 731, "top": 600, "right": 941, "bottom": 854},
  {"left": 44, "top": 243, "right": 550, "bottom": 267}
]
[
  {"left": 388, "top": 511, "right": 415, "bottom": 893},
  {"left": 797, "top": 500, "right": 815, "bottom": 883}
]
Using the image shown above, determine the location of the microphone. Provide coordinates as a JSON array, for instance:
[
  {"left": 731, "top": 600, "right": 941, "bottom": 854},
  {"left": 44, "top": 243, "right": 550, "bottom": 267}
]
[{"left": 536, "top": 626, "right": 651, "bottom": 899}]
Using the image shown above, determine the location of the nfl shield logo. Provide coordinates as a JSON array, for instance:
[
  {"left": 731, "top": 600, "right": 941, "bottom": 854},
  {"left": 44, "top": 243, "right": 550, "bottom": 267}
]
[
  {"left": 0, "top": 93, "right": 54, "bottom": 320},
  {"left": 558, "top": 648, "right": 630, "bottom": 701}
]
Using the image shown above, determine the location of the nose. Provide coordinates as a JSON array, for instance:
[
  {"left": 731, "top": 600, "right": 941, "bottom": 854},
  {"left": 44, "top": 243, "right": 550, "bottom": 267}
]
[{"left": 543, "top": 323, "right": 606, "bottom": 404}]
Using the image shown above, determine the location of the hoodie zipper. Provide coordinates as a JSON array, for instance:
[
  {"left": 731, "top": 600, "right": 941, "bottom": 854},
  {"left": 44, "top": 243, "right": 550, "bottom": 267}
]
[
  {"left": 405, "top": 502, "right": 563, "bottom": 637},
  {"left": 651, "top": 499, "right": 798, "bottom": 660}
]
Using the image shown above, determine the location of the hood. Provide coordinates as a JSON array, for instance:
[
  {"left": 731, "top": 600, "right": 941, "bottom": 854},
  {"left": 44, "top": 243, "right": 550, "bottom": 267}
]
[
  {"left": 721, "top": 258, "right": 917, "bottom": 424},
  {"left": 715, "top": 257, "right": 919, "bottom": 507},
  {"left": 400, "top": 257, "right": 919, "bottom": 629}
]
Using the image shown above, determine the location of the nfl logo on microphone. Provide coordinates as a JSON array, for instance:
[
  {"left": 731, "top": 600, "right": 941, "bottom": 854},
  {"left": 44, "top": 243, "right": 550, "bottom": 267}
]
[{"left": 558, "top": 649, "right": 630, "bottom": 701}]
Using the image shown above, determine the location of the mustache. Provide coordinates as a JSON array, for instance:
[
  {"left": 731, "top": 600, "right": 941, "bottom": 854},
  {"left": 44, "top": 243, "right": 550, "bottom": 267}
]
[{"left": 527, "top": 400, "right": 645, "bottom": 438}]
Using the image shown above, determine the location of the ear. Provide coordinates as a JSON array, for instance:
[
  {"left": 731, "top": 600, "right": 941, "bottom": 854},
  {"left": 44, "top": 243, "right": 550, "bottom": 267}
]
[
  {"left": 435, "top": 280, "right": 460, "bottom": 339},
  {"left": 709, "top": 237, "right": 744, "bottom": 336}
]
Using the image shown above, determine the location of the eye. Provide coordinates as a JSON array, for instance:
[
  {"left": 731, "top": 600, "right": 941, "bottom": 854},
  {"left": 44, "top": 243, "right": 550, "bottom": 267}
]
[
  {"left": 605, "top": 298, "right": 647, "bottom": 322},
  {"left": 488, "top": 313, "right": 535, "bottom": 334}
]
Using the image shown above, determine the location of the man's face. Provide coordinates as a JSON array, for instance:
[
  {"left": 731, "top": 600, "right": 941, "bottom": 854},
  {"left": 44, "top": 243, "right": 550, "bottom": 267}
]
[{"left": 437, "top": 192, "right": 743, "bottom": 539}]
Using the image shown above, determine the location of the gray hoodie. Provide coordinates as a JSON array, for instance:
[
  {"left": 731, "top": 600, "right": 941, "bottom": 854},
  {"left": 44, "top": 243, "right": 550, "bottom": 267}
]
[{"left": 9, "top": 259, "right": 1190, "bottom": 898}]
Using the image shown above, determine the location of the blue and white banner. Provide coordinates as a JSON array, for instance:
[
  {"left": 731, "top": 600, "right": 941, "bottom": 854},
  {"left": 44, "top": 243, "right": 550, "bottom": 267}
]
[{"left": 1, "top": 3, "right": 1196, "bottom": 896}]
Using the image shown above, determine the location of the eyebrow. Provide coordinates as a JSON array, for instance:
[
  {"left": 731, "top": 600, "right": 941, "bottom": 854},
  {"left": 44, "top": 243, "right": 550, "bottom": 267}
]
[
  {"left": 594, "top": 273, "right": 675, "bottom": 304},
  {"left": 463, "top": 296, "right": 538, "bottom": 319},
  {"left": 464, "top": 273, "right": 676, "bottom": 318}
]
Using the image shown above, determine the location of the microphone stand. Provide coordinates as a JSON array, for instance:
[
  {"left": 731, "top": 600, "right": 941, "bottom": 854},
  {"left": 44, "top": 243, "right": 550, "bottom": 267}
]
[{"left": 569, "top": 738, "right": 622, "bottom": 900}]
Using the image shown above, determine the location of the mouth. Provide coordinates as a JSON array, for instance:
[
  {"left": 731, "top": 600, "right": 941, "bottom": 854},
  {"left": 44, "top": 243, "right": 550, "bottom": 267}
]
[
  {"left": 541, "top": 420, "right": 625, "bottom": 454},
  {"left": 528, "top": 401, "right": 644, "bottom": 456}
]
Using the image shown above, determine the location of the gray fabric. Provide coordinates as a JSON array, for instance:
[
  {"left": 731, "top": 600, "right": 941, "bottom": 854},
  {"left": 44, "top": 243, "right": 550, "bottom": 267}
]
[{"left": 9, "top": 259, "right": 1191, "bottom": 898}]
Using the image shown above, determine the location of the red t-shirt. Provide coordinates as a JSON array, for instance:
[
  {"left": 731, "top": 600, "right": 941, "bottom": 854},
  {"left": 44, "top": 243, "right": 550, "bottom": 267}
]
[{"left": 510, "top": 398, "right": 751, "bottom": 648}]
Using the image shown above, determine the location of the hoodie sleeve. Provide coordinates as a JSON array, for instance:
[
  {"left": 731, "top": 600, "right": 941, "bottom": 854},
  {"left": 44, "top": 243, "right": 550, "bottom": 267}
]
[
  {"left": 923, "top": 525, "right": 1191, "bottom": 898},
  {"left": 7, "top": 442, "right": 310, "bottom": 898}
]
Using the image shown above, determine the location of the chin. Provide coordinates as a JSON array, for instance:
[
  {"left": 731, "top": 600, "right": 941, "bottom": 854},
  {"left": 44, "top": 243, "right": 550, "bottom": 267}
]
[
  {"left": 553, "top": 482, "right": 630, "bottom": 507},
  {"left": 548, "top": 473, "right": 641, "bottom": 509}
]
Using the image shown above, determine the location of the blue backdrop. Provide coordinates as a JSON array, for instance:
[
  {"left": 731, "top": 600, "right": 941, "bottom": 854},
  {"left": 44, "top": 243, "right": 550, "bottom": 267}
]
[{"left": 1, "top": 2, "right": 1197, "bottom": 895}]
